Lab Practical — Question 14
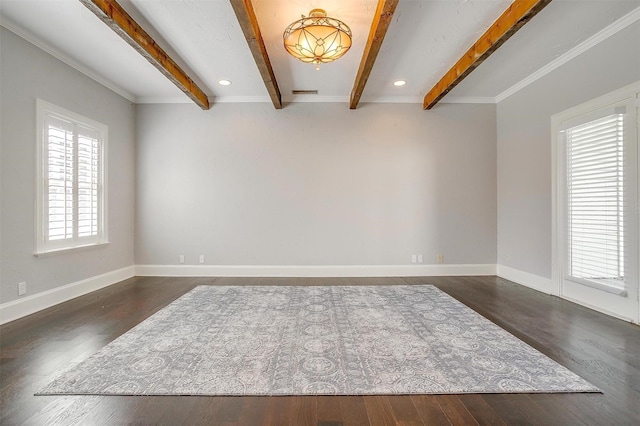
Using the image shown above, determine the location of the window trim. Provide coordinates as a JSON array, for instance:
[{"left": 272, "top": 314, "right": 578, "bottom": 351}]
[
  {"left": 551, "top": 81, "right": 640, "bottom": 302},
  {"left": 35, "top": 99, "right": 109, "bottom": 255},
  {"left": 562, "top": 108, "right": 627, "bottom": 296}
]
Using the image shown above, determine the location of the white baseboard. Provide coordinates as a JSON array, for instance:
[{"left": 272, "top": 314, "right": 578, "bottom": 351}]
[
  {"left": 135, "top": 264, "right": 497, "bottom": 278},
  {"left": 0, "top": 264, "right": 496, "bottom": 325},
  {"left": 496, "top": 264, "right": 553, "bottom": 294},
  {"left": 0, "top": 265, "right": 135, "bottom": 325}
]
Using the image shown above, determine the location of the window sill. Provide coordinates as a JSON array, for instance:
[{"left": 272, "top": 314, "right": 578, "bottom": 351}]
[
  {"left": 565, "top": 276, "right": 628, "bottom": 296},
  {"left": 34, "top": 242, "right": 111, "bottom": 258}
]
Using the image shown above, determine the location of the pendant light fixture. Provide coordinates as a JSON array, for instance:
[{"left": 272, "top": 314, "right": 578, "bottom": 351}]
[{"left": 283, "top": 9, "right": 352, "bottom": 69}]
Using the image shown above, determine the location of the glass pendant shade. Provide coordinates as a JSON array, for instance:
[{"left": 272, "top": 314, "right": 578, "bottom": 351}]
[{"left": 283, "top": 9, "right": 352, "bottom": 65}]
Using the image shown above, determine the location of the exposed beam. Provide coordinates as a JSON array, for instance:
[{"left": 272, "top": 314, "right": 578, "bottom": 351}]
[
  {"left": 79, "top": 0, "right": 210, "bottom": 110},
  {"left": 230, "top": 0, "right": 282, "bottom": 109},
  {"left": 350, "top": 0, "right": 399, "bottom": 109},
  {"left": 423, "top": 0, "right": 552, "bottom": 110}
]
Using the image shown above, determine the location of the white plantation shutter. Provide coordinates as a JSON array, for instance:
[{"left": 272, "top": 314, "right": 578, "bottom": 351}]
[
  {"left": 564, "top": 111, "right": 626, "bottom": 291},
  {"left": 77, "top": 126, "right": 101, "bottom": 238},
  {"left": 37, "top": 100, "right": 106, "bottom": 253},
  {"left": 45, "top": 116, "right": 75, "bottom": 241}
]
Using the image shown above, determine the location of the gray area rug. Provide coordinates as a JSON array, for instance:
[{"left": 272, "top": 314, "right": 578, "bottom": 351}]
[{"left": 38, "top": 285, "right": 599, "bottom": 396}]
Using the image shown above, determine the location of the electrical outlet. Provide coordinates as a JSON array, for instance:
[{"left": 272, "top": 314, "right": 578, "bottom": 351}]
[
  {"left": 411, "top": 254, "right": 417, "bottom": 264},
  {"left": 417, "top": 254, "right": 423, "bottom": 263},
  {"left": 179, "top": 255, "right": 185, "bottom": 264},
  {"left": 199, "top": 255, "right": 205, "bottom": 264},
  {"left": 18, "top": 282, "right": 27, "bottom": 296},
  {"left": 437, "top": 254, "right": 444, "bottom": 264}
]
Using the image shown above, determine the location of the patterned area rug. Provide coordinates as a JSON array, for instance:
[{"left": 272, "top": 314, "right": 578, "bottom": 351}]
[{"left": 38, "top": 285, "right": 599, "bottom": 396}]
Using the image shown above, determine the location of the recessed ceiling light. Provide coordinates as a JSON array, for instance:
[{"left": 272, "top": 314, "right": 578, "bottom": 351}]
[
  {"left": 218, "top": 80, "right": 232, "bottom": 86},
  {"left": 393, "top": 80, "right": 407, "bottom": 87}
]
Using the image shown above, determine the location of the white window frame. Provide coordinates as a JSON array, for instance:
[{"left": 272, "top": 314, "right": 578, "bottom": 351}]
[
  {"left": 552, "top": 81, "right": 640, "bottom": 323},
  {"left": 35, "top": 99, "right": 109, "bottom": 255},
  {"left": 562, "top": 106, "right": 628, "bottom": 295}
]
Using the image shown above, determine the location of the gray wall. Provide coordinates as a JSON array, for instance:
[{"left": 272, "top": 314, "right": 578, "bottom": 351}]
[
  {"left": 0, "top": 27, "right": 136, "bottom": 303},
  {"left": 135, "top": 102, "right": 497, "bottom": 266},
  {"left": 497, "top": 21, "right": 640, "bottom": 278}
]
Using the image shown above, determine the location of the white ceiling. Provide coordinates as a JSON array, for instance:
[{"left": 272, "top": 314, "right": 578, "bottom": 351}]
[{"left": 1, "top": 0, "right": 639, "bottom": 107}]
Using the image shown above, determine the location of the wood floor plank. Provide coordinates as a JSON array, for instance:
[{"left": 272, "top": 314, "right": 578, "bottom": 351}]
[
  {"left": 290, "top": 395, "right": 317, "bottom": 425},
  {"left": 23, "top": 395, "right": 105, "bottom": 425},
  {"left": 457, "top": 394, "right": 505, "bottom": 426},
  {"left": 261, "top": 395, "right": 293, "bottom": 425},
  {"left": 214, "top": 396, "right": 245, "bottom": 423},
  {"left": 436, "top": 395, "right": 479, "bottom": 425},
  {"left": 363, "top": 395, "right": 396, "bottom": 426},
  {"left": 528, "top": 395, "right": 590, "bottom": 426},
  {"left": 235, "top": 396, "right": 269, "bottom": 425},
  {"left": 410, "top": 395, "right": 451, "bottom": 426},
  {"left": 385, "top": 395, "right": 424, "bottom": 425},
  {"left": 88, "top": 397, "right": 144, "bottom": 426},
  {"left": 478, "top": 394, "right": 534, "bottom": 426},
  {"left": 317, "top": 395, "right": 344, "bottom": 424},
  {"left": 1, "top": 275, "right": 638, "bottom": 425},
  {"left": 181, "top": 396, "right": 225, "bottom": 425},
  {"left": 339, "top": 395, "right": 370, "bottom": 426}
]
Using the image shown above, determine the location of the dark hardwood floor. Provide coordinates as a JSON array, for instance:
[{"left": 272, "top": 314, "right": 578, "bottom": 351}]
[{"left": 1, "top": 276, "right": 638, "bottom": 425}]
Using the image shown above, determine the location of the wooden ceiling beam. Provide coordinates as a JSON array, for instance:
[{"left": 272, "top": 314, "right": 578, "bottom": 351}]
[
  {"left": 80, "top": 0, "right": 210, "bottom": 110},
  {"left": 423, "top": 0, "right": 552, "bottom": 110},
  {"left": 230, "top": 0, "right": 282, "bottom": 109},
  {"left": 350, "top": 0, "right": 399, "bottom": 110}
]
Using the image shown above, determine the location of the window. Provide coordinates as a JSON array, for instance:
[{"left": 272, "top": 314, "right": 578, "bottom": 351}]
[
  {"left": 36, "top": 100, "right": 107, "bottom": 254},
  {"left": 552, "top": 81, "right": 639, "bottom": 323},
  {"left": 564, "top": 110, "right": 626, "bottom": 291}
]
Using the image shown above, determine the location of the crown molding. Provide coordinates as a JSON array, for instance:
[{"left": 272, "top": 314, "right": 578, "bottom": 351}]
[
  {"left": 440, "top": 96, "right": 497, "bottom": 104},
  {"left": 135, "top": 95, "right": 500, "bottom": 106},
  {"left": 359, "top": 95, "right": 421, "bottom": 104},
  {"left": 214, "top": 96, "right": 273, "bottom": 103},
  {"left": 137, "top": 96, "right": 350, "bottom": 105},
  {"left": 136, "top": 96, "right": 202, "bottom": 104},
  {"left": 0, "top": 18, "right": 136, "bottom": 103},
  {"left": 496, "top": 6, "right": 640, "bottom": 103}
]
